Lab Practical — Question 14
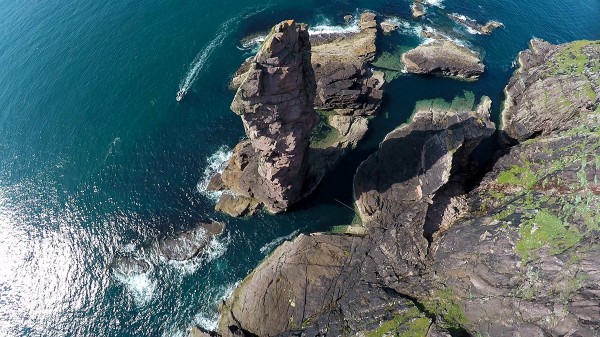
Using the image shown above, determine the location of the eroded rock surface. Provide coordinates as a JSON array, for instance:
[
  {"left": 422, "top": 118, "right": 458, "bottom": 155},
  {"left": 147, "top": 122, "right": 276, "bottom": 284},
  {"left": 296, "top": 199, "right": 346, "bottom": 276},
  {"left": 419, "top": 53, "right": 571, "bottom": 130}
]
[
  {"left": 217, "top": 20, "right": 317, "bottom": 214},
  {"left": 217, "top": 97, "right": 495, "bottom": 337},
  {"left": 502, "top": 39, "right": 600, "bottom": 142},
  {"left": 402, "top": 40, "right": 485, "bottom": 79},
  {"left": 219, "top": 14, "right": 385, "bottom": 216}
]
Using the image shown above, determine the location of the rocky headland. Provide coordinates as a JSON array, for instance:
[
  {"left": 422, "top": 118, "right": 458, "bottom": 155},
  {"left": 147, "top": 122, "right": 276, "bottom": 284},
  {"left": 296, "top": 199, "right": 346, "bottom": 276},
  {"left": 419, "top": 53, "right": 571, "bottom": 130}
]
[
  {"left": 402, "top": 40, "right": 485, "bottom": 80},
  {"left": 208, "top": 39, "right": 600, "bottom": 337},
  {"left": 502, "top": 39, "right": 600, "bottom": 142}
]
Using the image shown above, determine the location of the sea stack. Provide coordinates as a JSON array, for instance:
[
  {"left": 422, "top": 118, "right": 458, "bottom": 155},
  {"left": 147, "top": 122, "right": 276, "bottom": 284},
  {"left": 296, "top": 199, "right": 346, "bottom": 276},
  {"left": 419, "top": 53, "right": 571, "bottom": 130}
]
[{"left": 215, "top": 20, "right": 317, "bottom": 215}]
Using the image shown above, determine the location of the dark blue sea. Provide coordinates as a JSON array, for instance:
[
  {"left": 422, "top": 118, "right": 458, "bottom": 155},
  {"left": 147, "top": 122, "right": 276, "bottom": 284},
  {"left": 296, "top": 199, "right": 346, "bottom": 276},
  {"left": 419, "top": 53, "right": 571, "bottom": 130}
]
[{"left": 0, "top": 0, "right": 598, "bottom": 336}]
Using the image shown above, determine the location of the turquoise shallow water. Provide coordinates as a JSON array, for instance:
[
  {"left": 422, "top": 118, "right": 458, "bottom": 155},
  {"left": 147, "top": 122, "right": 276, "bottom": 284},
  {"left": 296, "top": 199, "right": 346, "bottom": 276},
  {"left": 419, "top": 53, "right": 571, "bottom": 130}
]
[{"left": 0, "top": 0, "right": 599, "bottom": 336}]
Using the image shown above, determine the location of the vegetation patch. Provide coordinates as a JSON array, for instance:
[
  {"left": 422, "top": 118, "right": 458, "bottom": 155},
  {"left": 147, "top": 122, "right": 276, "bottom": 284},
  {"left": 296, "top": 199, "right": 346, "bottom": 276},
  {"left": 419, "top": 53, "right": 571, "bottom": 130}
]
[
  {"left": 497, "top": 164, "right": 538, "bottom": 190},
  {"left": 547, "top": 40, "right": 596, "bottom": 76},
  {"left": 422, "top": 288, "right": 469, "bottom": 331},
  {"left": 310, "top": 109, "right": 340, "bottom": 148},
  {"left": 365, "top": 307, "right": 431, "bottom": 337},
  {"left": 515, "top": 210, "right": 582, "bottom": 263}
]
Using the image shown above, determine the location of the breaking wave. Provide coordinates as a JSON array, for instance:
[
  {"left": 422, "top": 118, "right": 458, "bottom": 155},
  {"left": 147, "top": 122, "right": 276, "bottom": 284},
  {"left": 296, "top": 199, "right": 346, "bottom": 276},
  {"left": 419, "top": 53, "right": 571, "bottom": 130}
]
[
  {"left": 196, "top": 145, "right": 233, "bottom": 201},
  {"left": 259, "top": 229, "right": 301, "bottom": 254}
]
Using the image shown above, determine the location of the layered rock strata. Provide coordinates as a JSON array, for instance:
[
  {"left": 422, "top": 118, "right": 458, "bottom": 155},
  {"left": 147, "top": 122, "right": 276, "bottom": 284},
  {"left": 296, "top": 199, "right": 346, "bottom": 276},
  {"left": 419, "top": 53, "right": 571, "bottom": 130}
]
[
  {"left": 502, "top": 39, "right": 600, "bottom": 142},
  {"left": 215, "top": 20, "right": 317, "bottom": 214},
  {"left": 216, "top": 14, "right": 384, "bottom": 216},
  {"left": 402, "top": 40, "right": 485, "bottom": 79}
]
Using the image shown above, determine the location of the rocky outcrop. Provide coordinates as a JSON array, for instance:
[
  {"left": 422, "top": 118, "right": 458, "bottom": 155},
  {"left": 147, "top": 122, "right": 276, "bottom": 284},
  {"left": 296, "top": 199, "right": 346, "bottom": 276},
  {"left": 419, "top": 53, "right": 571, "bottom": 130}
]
[
  {"left": 380, "top": 21, "right": 399, "bottom": 34},
  {"left": 402, "top": 40, "right": 485, "bottom": 79},
  {"left": 215, "top": 20, "right": 317, "bottom": 214},
  {"left": 218, "top": 14, "right": 385, "bottom": 216},
  {"left": 412, "top": 0, "right": 426, "bottom": 19},
  {"left": 502, "top": 39, "right": 600, "bottom": 142},
  {"left": 214, "top": 39, "right": 600, "bottom": 337},
  {"left": 217, "top": 96, "right": 495, "bottom": 337},
  {"left": 448, "top": 13, "right": 504, "bottom": 35},
  {"left": 311, "top": 12, "right": 382, "bottom": 117},
  {"left": 353, "top": 96, "right": 495, "bottom": 277}
]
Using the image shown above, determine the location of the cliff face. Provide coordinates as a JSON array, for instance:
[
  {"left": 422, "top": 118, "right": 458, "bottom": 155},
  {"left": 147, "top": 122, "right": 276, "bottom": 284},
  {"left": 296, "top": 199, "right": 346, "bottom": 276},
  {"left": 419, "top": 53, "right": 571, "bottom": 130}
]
[
  {"left": 217, "top": 20, "right": 317, "bottom": 214},
  {"left": 215, "top": 13, "right": 384, "bottom": 216},
  {"left": 215, "top": 39, "right": 600, "bottom": 337},
  {"left": 502, "top": 39, "right": 600, "bottom": 142}
]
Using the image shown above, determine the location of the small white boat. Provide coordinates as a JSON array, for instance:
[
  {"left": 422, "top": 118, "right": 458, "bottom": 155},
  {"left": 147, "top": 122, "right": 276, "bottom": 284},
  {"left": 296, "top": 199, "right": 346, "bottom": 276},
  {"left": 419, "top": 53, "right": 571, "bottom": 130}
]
[{"left": 176, "top": 89, "right": 186, "bottom": 102}]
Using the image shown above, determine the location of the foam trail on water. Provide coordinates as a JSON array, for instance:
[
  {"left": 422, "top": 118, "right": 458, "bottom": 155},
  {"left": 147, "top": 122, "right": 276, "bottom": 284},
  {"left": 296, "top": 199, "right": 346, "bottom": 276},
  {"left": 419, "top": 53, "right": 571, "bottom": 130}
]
[
  {"left": 260, "top": 229, "right": 301, "bottom": 254},
  {"left": 197, "top": 145, "right": 232, "bottom": 200},
  {"left": 178, "top": 6, "right": 268, "bottom": 97}
]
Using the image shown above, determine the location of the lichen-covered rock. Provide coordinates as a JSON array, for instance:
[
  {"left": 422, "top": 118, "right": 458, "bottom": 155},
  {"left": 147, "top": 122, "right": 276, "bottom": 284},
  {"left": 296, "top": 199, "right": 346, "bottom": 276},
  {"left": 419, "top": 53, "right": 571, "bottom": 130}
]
[
  {"left": 433, "top": 131, "right": 600, "bottom": 336},
  {"left": 217, "top": 20, "right": 317, "bottom": 214},
  {"left": 402, "top": 40, "right": 485, "bottom": 79},
  {"left": 502, "top": 39, "right": 600, "bottom": 142}
]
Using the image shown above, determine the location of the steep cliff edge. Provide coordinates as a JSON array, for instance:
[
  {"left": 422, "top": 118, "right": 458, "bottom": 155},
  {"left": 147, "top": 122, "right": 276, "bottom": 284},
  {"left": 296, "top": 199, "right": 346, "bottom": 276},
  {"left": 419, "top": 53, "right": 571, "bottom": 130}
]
[
  {"left": 217, "top": 96, "right": 495, "bottom": 337},
  {"left": 214, "top": 14, "right": 384, "bottom": 216},
  {"left": 502, "top": 39, "right": 600, "bottom": 142},
  {"left": 214, "top": 20, "right": 317, "bottom": 215}
]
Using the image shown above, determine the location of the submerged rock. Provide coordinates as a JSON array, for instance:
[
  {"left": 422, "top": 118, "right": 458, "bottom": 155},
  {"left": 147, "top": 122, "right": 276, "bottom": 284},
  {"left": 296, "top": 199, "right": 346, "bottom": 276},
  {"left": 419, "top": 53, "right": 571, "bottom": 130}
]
[
  {"left": 217, "top": 20, "right": 317, "bottom": 214},
  {"left": 502, "top": 39, "right": 600, "bottom": 142},
  {"left": 412, "top": 0, "right": 426, "bottom": 18},
  {"left": 402, "top": 40, "right": 485, "bottom": 79},
  {"left": 448, "top": 13, "right": 504, "bottom": 35},
  {"left": 155, "top": 222, "right": 224, "bottom": 261}
]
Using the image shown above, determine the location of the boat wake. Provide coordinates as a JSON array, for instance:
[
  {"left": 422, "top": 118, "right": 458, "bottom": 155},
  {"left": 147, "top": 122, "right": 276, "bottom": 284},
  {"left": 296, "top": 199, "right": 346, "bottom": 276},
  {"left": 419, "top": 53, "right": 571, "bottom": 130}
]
[{"left": 176, "top": 6, "right": 269, "bottom": 101}]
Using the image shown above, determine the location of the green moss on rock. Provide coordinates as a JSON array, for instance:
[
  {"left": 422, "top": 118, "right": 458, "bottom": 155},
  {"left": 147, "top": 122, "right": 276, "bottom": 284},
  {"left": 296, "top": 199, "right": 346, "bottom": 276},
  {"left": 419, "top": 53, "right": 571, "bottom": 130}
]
[{"left": 515, "top": 210, "right": 582, "bottom": 263}]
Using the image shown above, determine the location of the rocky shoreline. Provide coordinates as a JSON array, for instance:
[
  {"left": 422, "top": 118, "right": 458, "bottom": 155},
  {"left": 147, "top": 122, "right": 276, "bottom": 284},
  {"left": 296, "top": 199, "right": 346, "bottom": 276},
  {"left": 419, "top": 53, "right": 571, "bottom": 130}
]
[
  {"left": 178, "top": 5, "right": 600, "bottom": 336},
  {"left": 201, "top": 37, "right": 600, "bottom": 337}
]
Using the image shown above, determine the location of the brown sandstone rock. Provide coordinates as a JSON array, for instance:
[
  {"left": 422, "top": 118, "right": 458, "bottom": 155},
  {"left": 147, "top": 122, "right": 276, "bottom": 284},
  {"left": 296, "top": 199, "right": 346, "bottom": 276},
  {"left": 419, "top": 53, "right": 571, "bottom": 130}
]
[
  {"left": 217, "top": 20, "right": 317, "bottom": 214},
  {"left": 402, "top": 40, "right": 485, "bottom": 79},
  {"left": 502, "top": 39, "right": 600, "bottom": 142}
]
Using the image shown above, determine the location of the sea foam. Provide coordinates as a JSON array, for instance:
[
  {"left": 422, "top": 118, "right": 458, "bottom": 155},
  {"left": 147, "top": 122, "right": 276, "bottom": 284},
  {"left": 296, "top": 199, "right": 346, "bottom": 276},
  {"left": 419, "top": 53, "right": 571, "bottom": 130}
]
[
  {"left": 259, "top": 229, "right": 300, "bottom": 254},
  {"left": 197, "top": 145, "right": 232, "bottom": 201}
]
